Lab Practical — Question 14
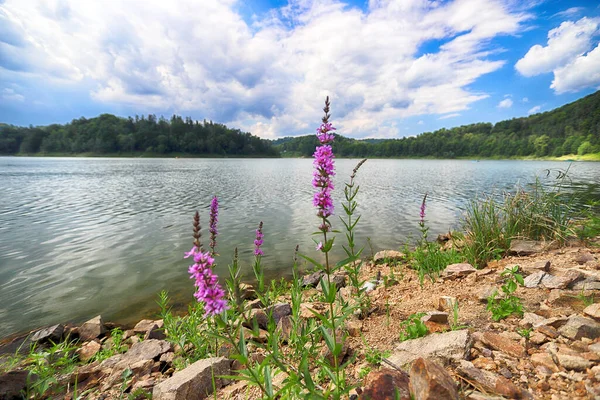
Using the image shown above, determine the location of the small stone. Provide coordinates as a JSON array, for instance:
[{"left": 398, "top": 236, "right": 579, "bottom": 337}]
[
  {"left": 529, "top": 332, "right": 548, "bottom": 345},
  {"left": 575, "top": 252, "right": 596, "bottom": 265},
  {"left": 441, "top": 263, "right": 477, "bottom": 280},
  {"left": 557, "top": 354, "right": 592, "bottom": 371},
  {"left": 31, "top": 324, "right": 64, "bottom": 343},
  {"left": 421, "top": 312, "right": 449, "bottom": 324},
  {"left": 152, "top": 357, "right": 230, "bottom": 399},
  {"left": 520, "top": 313, "right": 546, "bottom": 329},
  {"left": 558, "top": 315, "right": 600, "bottom": 340},
  {"left": 134, "top": 319, "right": 157, "bottom": 334},
  {"left": 542, "top": 271, "right": 583, "bottom": 290},
  {"left": 276, "top": 315, "right": 293, "bottom": 342},
  {"left": 472, "top": 331, "right": 525, "bottom": 358},
  {"left": 79, "top": 315, "right": 106, "bottom": 341},
  {"left": 77, "top": 341, "right": 101, "bottom": 362},
  {"left": 360, "top": 369, "right": 410, "bottom": 400},
  {"left": 373, "top": 250, "right": 405, "bottom": 264},
  {"left": 409, "top": 358, "right": 459, "bottom": 400},
  {"left": 508, "top": 240, "right": 546, "bottom": 256},
  {"left": 530, "top": 353, "right": 559, "bottom": 373},
  {"left": 302, "top": 271, "right": 325, "bottom": 287},
  {"left": 523, "top": 271, "right": 546, "bottom": 288},
  {"left": 477, "top": 286, "right": 499, "bottom": 303},
  {"left": 456, "top": 360, "right": 528, "bottom": 399},
  {"left": 522, "top": 260, "right": 551, "bottom": 275},
  {"left": 583, "top": 303, "right": 600, "bottom": 320},
  {"left": 238, "top": 282, "right": 257, "bottom": 300},
  {"left": 435, "top": 296, "right": 457, "bottom": 312},
  {"left": 346, "top": 319, "right": 362, "bottom": 337}
]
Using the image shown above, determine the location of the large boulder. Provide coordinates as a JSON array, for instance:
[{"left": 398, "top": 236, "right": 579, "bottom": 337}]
[
  {"left": 153, "top": 357, "right": 231, "bottom": 400},
  {"left": 387, "top": 330, "right": 472, "bottom": 370}
]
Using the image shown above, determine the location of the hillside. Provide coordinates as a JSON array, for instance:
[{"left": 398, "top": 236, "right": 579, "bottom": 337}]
[{"left": 274, "top": 91, "right": 600, "bottom": 159}]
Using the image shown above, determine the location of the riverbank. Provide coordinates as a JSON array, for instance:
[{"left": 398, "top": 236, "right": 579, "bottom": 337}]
[{"left": 2, "top": 236, "right": 600, "bottom": 399}]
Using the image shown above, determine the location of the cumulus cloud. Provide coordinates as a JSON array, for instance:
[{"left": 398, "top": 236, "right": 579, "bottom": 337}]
[
  {"left": 516, "top": 17, "right": 600, "bottom": 93},
  {"left": 497, "top": 98, "right": 513, "bottom": 108},
  {"left": 528, "top": 105, "right": 541, "bottom": 114},
  {"left": 0, "top": 0, "right": 532, "bottom": 137}
]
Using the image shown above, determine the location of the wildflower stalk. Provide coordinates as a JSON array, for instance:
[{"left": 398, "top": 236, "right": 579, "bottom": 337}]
[{"left": 209, "top": 196, "right": 219, "bottom": 256}]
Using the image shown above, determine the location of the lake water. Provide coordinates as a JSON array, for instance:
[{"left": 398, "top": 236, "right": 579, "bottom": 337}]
[{"left": 1, "top": 157, "right": 599, "bottom": 338}]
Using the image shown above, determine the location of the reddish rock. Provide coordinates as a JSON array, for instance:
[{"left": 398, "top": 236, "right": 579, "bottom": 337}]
[
  {"left": 472, "top": 331, "right": 525, "bottom": 358},
  {"left": 360, "top": 369, "right": 411, "bottom": 400},
  {"left": 530, "top": 353, "right": 559, "bottom": 373},
  {"left": 535, "top": 325, "right": 559, "bottom": 339},
  {"left": 79, "top": 315, "right": 106, "bottom": 341},
  {"left": 77, "top": 341, "right": 101, "bottom": 362},
  {"left": 457, "top": 360, "right": 530, "bottom": 399},
  {"left": 441, "top": 263, "right": 476, "bottom": 280},
  {"left": 409, "top": 358, "right": 458, "bottom": 400}
]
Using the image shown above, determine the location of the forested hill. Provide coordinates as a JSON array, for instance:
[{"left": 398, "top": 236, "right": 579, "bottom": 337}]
[
  {"left": 0, "top": 114, "right": 279, "bottom": 157},
  {"left": 274, "top": 90, "right": 600, "bottom": 158}
]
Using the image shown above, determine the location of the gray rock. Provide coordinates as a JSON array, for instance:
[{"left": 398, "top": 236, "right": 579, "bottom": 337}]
[
  {"left": 31, "top": 324, "right": 64, "bottom": 343},
  {"left": 522, "top": 260, "right": 551, "bottom": 275},
  {"left": 575, "top": 252, "right": 596, "bottom": 265},
  {"left": 152, "top": 357, "right": 230, "bottom": 400},
  {"left": 519, "top": 313, "right": 546, "bottom": 329},
  {"left": 541, "top": 271, "right": 583, "bottom": 289},
  {"left": 317, "top": 274, "right": 346, "bottom": 291},
  {"left": 508, "top": 240, "right": 546, "bottom": 256},
  {"left": 101, "top": 339, "right": 171, "bottom": 371},
  {"left": 79, "top": 315, "right": 106, "bottom": 341},
  {"left": 477, "top": 286, "right": 499, "bottom": 302},
  {"left": 373, "top": 250, "right": 405, "bottom": 264},
  {"left": 387, "top": 330, "right": 472, "bottom": 369},
  {"left": 523, "top": 271, "right": 546, "bottom": 288},
  {"left": 441, "top": 263, "right": 477, "bottom": 280},
  {"left": 421, "top": 312, "right": 449, "bottom": 324},
  {"left": 572, "top": 279, "right": 600, "bottom": 291},
  {"left": 558, "top": 315, "right": 600, "bottom": 340},
  {"left": 302, "top": 271, "right": 325, "bottom": 287},
  {"left": 0, "top": 370, "right": 30, "bottom": 400},
  {"left": 557, "top": 353, "right": 592, "bottom": 371}
]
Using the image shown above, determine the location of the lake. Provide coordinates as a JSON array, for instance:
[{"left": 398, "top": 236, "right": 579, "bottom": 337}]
[{"left": 1, "top": 157, "right": 599, "bottom": 338}]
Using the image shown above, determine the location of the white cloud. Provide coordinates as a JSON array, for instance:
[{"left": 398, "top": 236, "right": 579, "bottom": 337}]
[
  {"left": 522, "top": 97, "right": 529, "bottom": 102},
  {"left": 439, "top": 113, "right": 461, "bottom": 120},
  {"left": 515, "top": 17, "right": 600, "bottom": 93},
  {"left": 2, "top": 87, "right": 24, "bottom": 102},
  {"left": 497, "top": 98, "right": 513, "bottom": 108},
  {"left": 528, "top": 105, "right": 541, "bottom": 114},
  {"left": 0, "top": 0, "right": 532, "bottom": 137},
  {"left": 417, "top": 120, "right": 424, "bottom": 125},
  {"left": 553, "top": 7, "right": 584, "bottom": 19}
]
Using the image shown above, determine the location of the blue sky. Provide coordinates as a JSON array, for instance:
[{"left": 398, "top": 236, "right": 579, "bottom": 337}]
[{"left": 1, "top": 0, "right": 600, "bottom": 139}]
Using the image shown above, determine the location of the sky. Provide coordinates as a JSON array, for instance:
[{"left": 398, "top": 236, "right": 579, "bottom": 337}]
[{"left": 1, "top": 0, "right": 600, "bottom": 139}]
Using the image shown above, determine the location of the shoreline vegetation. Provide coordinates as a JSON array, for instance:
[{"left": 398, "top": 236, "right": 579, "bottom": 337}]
[
  {"left": 2, "top": 90, "right": 600, "bottom": 161},
  {"left": 2, "top": 98, "right": 600, "bottom": 400}
]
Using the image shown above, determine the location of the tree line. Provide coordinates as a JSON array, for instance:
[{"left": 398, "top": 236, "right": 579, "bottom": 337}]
[
  {"left": 0, "top": 114, "right": 279, "bottom": 157},
  {"left": 1, "top": 90, "right": 599, "bottom": 158},
  {"left": 274, "top": 90, "right": 600, "bottom": 158}
]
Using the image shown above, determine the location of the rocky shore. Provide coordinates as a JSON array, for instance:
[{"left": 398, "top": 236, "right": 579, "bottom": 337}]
[{"left": 2, "top": 237, "right": 600, "bottom": 400}]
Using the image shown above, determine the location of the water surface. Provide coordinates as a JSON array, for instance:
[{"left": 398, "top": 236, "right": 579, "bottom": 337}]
[{"left": 1, "top": 157, "right": 599, "bottom": 338}]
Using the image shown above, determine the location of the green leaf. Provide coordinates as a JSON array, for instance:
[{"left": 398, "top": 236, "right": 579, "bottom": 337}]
[
  {"left": 264, "top": 366, "right": 273, "bottom": 397},
  {"left": 515, "top": 274, "right": 525, "bottom": 286},
  {"left": 320, "top": 326, "right": 335, "bottom": 353},
  {"left": 298, "top": 254, "right": 324, "bottom": 269}
]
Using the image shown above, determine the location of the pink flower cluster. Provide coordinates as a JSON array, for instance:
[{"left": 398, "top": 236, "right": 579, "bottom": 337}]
[
  {"left": 313, "top": 123, "right": 336, "bottom": 221},
  {"left": 254, "top": 222, "right": 264, "bottom": 256},
  {"left": 185, "top": 246, "right": 228, "bottom": 316}
]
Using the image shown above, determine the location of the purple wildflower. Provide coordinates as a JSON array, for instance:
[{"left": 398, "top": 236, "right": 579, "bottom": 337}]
[
  {"left": 313, "top": 98, "right": 336, "bottom": 225},
  {"left": 254, "top": 221, "right": 264, "bottom": 256},
  {"left": 185, "top": 226, "right": 228, "bottom": 316},
  {"left": 209, "top": 196, "right": 219, "bottom": 255},
  {"left": 419, "top": 193, "right": 427, "bottom": 225},
  {"left": 316, "top": 242, "right": 323, "bottom": 251}
]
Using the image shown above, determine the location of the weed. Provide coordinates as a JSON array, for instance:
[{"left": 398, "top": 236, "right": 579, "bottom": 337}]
[
  {"left": 487, "top": 266, "right": 525, "bottom": 321},
  {"left": 92, "top": 328, "right": 128, "bottom": 363},
  {"left": 450, "top": 300, "right": 467, "bottom": 331},
  {"left": 517, "top": 328, "right": 532, "bottom": 339},
  {"left": 364, "top": 346, "right": 390, "bottom": 366},
  {"left": 399, "top": 313, "right": 428, "bottom": 342}
]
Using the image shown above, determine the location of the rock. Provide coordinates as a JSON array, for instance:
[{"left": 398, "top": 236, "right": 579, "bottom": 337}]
[
  {"left": 530, "top": 353, "right": 559, "bottom": 372},
  {"left": 276, "top": 315, "right": 293, "bottom": 342},
  {"left": 238, "top": 283, "right": 256, "bottom": 300},
  {"left": 572, "top": 279, "right": 600, "bottom": 291},
  {"left": 318, "top": 274, "right": 346, "bottom": 291},
  {"left": 558, "top": 315, "right": 600, "bottom": 340},
  {"left": 302, "top": 271, "right": 325, "bottom": 287},
  {"left": 523, "top": 271, "right": 546, "bottom": 288},
  {"left": 77, "top": 341, "right": 101, "bottom": 362},
  {"left": 441, "top": 263, "right": 477, "bottom": 280},
  {"left": 421, "top": 312, "right": 449, "bottom": 324},
  {"left": 320, "top": 339, "right": 349, "bottom": 366},
  {"left": 153, "top": 357, "right": 230, "bottom": 400},
  {"left": 533, "top": 316, "right": 568, "bottom": 329},
  {"left": 519, "top": 313, "right": 546, "bottom": 329},
  {"left": 529, "top": 332, "right": 548, "bottom": 345},
  {"left": 0, "top": 370, "right": 29, "bottom": 400},
  {"left": 465, "top": 392, "right": 507, "bottom": 400},
  {"left": 435, "top": 296, "right": 457, "bottom": 312},
  {"left": 360, "top": 369, "right": 410, "bottom": 400},
  {"left": 508, "top": 240, "right": 546, "bottom": 256},
  {"left": 30, "top": 324, "right": 64, "bottom": 344},
  {"left": 522, "top": 260, "right": 551, "bottom": 275},
  {"left": 373, "top": 250, "right": 405, "bottom": 264},
  {"left": 134, "top": 319, "right": 157, "bottom": 334},
  {"left": 387, "top": 330, "right": 472, "bottom": 369},
  {"left": 102, "top": 339, "right": 171, "bottom": 372},
  {"left": 79, "top": 315, "right": 106, "bottom": 341},
  {"left": 345, "top": 319, "right": 362, "bottom": 337},
  {"left": 584, "top": 303, "right": 600, "bottom": 320},
  {"left": 477, "top": 286, "right": 499, "bottom": 303},
  {"left": 472, "top": 331, "right": 525, "bottom": 358},
  {"left": 457, "top": 360, "right": 529, "bottom": 399},
  {"left": 541, "top": 271, "right": 583, "bottom": 289},
  {"left": 557, "top": 353, "right": 592, "bottom": 371},
  {"left": 575, "top": 252, "right": 596, "bottom": 265},
  {"left": 409, "top": 358, "right": 458, "bottom": 400},
  {"left": 267, "top": 302, "right": 292, "bottom": 325}
]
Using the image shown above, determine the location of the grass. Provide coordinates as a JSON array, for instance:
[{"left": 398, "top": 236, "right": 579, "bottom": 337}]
[{"left": 407, "top": 241, "right": 464, "bottom": 285}]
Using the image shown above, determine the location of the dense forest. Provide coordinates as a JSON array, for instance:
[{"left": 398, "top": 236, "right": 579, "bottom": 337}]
[
  {"left": 274, "top": 90, "right": 600, "bottom": 158},
  {"left": 1, "top": 90, "right": 599, "bottom": 158},
  {"left": 0, "top": 114, "right": 279, "bottom": 157}
]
